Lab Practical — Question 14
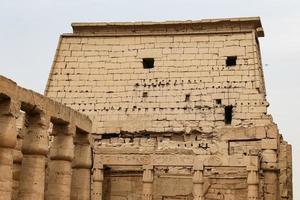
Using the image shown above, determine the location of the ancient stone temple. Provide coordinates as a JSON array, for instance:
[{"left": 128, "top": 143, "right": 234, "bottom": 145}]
[{"left": 0, "top": 17, "right": 293, "bottom": 200}]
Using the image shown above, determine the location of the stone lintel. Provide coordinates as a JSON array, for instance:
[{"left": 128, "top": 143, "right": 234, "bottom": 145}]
[{"left": 94, "top": 154, "right": 250, "bottom": 168}]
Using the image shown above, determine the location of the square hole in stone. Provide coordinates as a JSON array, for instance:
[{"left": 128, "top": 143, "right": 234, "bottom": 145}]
[
  {"left": 226, "top": 56, "right": 237, "bottom": 67},
  {"left": 185, "top": 94, "right": 190, "bottom": 102},
  {"left": 142, "top": 92, "right": 148, "bottom": 97},
  {"left": 216, "top": 99, "right": 222, "bottom": 105},
  {"left": 143, "top": 58, "right": 154, "bottom": 69},
  {"left": 225, "top": 105, "right": 233, "bottom": 125}
]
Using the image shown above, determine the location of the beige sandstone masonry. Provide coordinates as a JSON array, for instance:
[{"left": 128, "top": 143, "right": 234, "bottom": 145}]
[
  {"left": 0, "top": 75, "right": 92, "bottom": 200},
  {"left": 46, "top": 17, "right": 268, "bottom": 134},
  {"left": 0, "top": 16, "right": 292, "bottom": 200},
  {"left": 44, "top": 17, "right": 293, "bottom": 200}
]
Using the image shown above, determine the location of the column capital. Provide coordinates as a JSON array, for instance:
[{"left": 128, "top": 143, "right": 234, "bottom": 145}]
[
  {"left": 49, "top": 123, "right": 75, "bottom": 161},
  {"left": 246, "top": 156, "right": 259, "bottom": 172},
  {"left": 92, "top": 167, "right": 104, "bottom": 182},
  {"left": 143, "top": 165, "right": 153, "bottom": 170},
  {"left": 0, "top": 99, "right": 20, "bottom": 149},
  {"left": 21, "top": 112, "right": 50, "bottom": 156},
  {"left": 143, "top": 166, "right": 154, "bottom": 183},
  {"left": 261, "top": 149, "right": 278, "bottom": 171},
  {"left": 51, "top": 123, "right": 76, "bottom": 136},
  {"left": 0, "top": 98, "right": 21, "bottom": 116}
]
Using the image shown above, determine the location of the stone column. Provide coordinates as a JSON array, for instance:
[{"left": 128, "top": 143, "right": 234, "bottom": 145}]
[
  {"left": 92, "top": 164, "right": 104, "bottom": 200},
  {"left": 12, "top": 112, "right": 25, "bottom": 200},
  {"left": 12, "top": 133, "right": 24, "bottom": 200},
  {"left": 0, "top": 99, "right": 19, "bottom": 199},
  {"left": 261, "top": 139, "right": 278, "bottom": 200},
  {"left": 246, "top": 156, "right": 260, "bottom": 200},
  {"left": 247, "top": 169, "right": 259, "bottom": 200},
  {"left": 18, "top": 112, "right": 50, "bottom": 200},
  {"left": 46, "top": 123, "right": 75, "bottom": 200},
  {"left": 71, "top": 132, "right": 92, "bottom": 200},
  {"left": 192, "top": 163, "right": 204, "bottom": 200},
  {"left": 142, "top": 165, "right": 154, "bottom": 200}
]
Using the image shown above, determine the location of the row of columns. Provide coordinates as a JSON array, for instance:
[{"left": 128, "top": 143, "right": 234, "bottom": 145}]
[{"left": 0, "top": 98, "right": 92, "bottom": 200}]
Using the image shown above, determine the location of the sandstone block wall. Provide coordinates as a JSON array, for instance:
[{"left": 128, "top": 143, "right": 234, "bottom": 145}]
[
  {"left": 45, "top": 17, "right": 270, "bottom": 134},
  {"left": 44, "top": 17, "right": 293, "bottom": 200}
]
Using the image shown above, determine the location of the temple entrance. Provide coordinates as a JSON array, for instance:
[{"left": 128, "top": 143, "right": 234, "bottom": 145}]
[{"left": 103, "top": 166, "right": 143, "bottom": 200}]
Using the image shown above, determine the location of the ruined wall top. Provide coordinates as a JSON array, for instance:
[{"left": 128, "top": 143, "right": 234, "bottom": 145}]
[{"left": 70, "top": 17, "right": 264, "bottom": 37}]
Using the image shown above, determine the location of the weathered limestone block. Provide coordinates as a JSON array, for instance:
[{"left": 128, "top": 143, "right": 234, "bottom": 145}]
[
  {"left": 18, "top": 112, "right": 50, "bottom": 200},
  {"left": 46, "top": 124, "right": 75, "bottom": 200},
  {"left": 261, "top": 139, "right": 278, "bottom": 150},
  {"left": 0, "top": 99, "right": 19, "bottom": 200}
]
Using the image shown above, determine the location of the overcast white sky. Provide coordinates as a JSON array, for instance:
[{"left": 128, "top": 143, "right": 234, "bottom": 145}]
[{"left": 0, "top": 0, "right": 299, "bottom": 198}]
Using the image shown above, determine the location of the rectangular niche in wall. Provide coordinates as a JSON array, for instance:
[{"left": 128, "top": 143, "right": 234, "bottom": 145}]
[
  {"left": 226, "top": 56, "right": 237, "bottom": 67},
  {"left": 225, "top": 105, "right": 233, "bottom": 124},
  {"left": 143, "top": 58, "right": 155, "bottom": 69}
]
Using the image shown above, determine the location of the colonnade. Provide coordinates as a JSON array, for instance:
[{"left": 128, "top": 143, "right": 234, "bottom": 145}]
[{"left": 0, "top": 94, "right": 92, "bottom": 200}]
